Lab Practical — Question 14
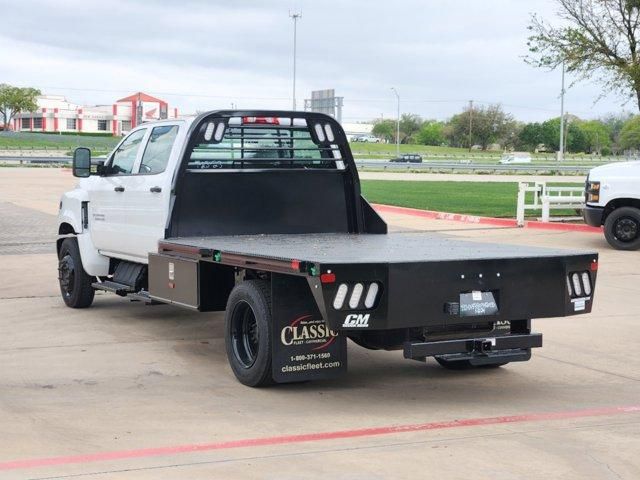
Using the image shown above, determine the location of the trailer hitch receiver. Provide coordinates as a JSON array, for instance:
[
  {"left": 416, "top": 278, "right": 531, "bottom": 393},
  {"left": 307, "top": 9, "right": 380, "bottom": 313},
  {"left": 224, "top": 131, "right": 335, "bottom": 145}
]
[{"left": 473, "top": 337, "right": 496, "bottom": 353}]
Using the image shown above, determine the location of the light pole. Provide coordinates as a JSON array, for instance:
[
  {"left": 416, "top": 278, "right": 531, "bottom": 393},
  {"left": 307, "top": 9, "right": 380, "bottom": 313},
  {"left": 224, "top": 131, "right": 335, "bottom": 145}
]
[
  {"left": 391, "top": 87, "right": 400, "bottom": 158},
  {"left": 558, "top": 61, "right": 566, "bottom": 161},
  {"left": 290, "top": 11, "right": 302, "bottom": 111}
]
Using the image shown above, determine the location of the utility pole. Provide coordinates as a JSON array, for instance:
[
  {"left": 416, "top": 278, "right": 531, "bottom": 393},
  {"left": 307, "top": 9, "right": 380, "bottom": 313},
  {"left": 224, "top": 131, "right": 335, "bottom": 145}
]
[
  {"left": 468, "top": 100, "right": 474, "bottom": 151},
  {"left": 391, "top": 87, "right": 400, "bottom": 158},
  {"left": 564, "top": 111, "right": 569, "bottom": 155},
  {"left": 289, "top": 11, "right": 302, "bottom": 111},
  {"left": 558, "top": 61, "right": 566, "bottom": 161}
]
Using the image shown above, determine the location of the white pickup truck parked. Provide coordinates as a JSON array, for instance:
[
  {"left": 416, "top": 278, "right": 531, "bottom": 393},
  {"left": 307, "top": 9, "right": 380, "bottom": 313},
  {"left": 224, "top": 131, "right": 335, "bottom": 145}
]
[{"left": 584, "top": 161, "right": 640, "bottom": 250}]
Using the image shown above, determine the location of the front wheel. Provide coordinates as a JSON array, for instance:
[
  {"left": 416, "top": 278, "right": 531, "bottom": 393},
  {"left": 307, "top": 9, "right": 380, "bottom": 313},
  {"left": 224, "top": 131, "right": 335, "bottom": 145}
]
[
  {"left": 224, "top": 280, "right": 273, "bottom": 387},
  {"left": 604, "top": 207, "right": 640, "bottom": 250},
  {"left": 58, "top": 237, "right": 95, "bottom": 308}
]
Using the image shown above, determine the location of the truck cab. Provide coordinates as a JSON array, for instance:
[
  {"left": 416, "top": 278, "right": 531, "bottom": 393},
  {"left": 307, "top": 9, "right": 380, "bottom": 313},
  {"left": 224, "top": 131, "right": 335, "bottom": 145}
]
[
  {"left": 584, "top": 161, "right": 640, "bottom": 250},
  {"left": 58, "top": 119, "right": 187, "bottom": 273}
]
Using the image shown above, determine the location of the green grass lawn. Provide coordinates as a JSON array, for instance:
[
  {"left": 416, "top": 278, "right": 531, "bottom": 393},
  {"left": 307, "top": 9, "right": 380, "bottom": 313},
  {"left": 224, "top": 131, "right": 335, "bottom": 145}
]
[
  {"left": 360, "top": 180, "right": 581, "bottom": 218},
  {"left": 361, "top": 180, "right": 519, "bottom": 217}
]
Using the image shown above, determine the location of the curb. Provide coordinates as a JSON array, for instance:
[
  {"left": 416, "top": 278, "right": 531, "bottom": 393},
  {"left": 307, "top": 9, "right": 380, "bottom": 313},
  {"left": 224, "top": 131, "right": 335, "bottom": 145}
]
[{"left": 372, "top": 203, "right": 603, "bottom": 234}]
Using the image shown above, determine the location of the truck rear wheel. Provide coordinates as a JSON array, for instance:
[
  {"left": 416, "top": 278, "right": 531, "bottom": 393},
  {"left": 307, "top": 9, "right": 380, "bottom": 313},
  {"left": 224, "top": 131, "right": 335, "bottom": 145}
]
[
  {"left": 224, "top": 280, "right": 273, "bottom": 387},
  {"left": 58, "top": 237, "right": 95, "bottom": 308},
  {"left": 604, "top": 207, "right": 640, "bottom": 250}
]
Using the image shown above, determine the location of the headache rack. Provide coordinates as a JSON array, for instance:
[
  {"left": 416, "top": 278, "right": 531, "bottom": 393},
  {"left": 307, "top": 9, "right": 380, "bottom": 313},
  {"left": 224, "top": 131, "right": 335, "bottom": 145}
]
[{"left": 185, "top": 113, "right": 348, "bottom": 171}]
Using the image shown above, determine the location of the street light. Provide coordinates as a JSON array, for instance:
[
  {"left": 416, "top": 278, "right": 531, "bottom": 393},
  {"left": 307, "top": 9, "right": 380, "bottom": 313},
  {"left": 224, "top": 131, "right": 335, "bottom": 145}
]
[
  {"left": 290, "top": 11, "right": 302, "bottom": 111},
  {"left": 390, "top": 87, "right": 400, "bottom": 158},
  {"left": 559, "top": 61, "right": 566, "bottom": 161}
]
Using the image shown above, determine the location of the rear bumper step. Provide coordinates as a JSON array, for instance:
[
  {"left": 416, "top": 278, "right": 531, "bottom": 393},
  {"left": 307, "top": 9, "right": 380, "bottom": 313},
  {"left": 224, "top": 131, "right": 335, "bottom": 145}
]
[{"left": 403, "top": 333, "right": 543, "bottom": 360}]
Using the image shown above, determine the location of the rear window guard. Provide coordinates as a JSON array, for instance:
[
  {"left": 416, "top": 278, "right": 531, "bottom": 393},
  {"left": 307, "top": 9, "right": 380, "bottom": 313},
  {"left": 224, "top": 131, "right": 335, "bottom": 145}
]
[{"left": 186, "top": 116, "right": 345, "bottom": 171}]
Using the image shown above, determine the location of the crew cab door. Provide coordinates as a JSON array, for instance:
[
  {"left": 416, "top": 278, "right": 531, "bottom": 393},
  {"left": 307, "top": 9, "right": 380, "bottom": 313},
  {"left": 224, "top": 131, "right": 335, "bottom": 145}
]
[
  {"left": 120, "top": 124, "right": 180, "bottom": 261},
  {"left": 88, "top": 127, "right": 148, "bottom": 256}
]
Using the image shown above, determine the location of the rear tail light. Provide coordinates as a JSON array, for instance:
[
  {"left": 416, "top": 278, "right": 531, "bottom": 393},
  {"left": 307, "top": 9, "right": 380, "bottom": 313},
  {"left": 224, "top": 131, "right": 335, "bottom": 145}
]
[
  {"left": 333, "top": 284, "right": 349, "bottom": 310},
  {"left": 364, "top": 283, "right": 379, "bottom": 308},
  {"left": 571, "top": 273, "right": 582, "bottom": 296},
  {"left": 581, "top": 272, "right": 592, "bottom": 296},
  {"left": 332, "top": 282, "right": 381, "bottom": 310},
  {"left": 567, "top": 271, "right": 592, "bottom": 298},
  {"left": 349, "top": 283, "right": 364, "bottom": 309}
]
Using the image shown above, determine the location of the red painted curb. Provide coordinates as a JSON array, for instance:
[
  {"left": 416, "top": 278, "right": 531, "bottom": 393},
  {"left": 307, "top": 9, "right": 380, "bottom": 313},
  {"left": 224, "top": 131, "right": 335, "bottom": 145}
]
[
  {"left": 372, "top": 203, "right": 603, "bottom": 233},
  {"left": 1, "top": 405, "right": 638, "bottom": 471}
]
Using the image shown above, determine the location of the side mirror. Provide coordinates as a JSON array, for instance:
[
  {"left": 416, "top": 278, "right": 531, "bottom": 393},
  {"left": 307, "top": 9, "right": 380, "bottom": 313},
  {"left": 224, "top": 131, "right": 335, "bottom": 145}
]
[{"left": 73, "top": 148, "right": 92, "bottom": 178}]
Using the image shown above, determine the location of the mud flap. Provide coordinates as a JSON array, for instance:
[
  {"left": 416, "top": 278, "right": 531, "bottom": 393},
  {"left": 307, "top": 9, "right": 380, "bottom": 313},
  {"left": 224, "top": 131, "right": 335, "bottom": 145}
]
[{"left": 271, "top": 274, "right": 347, "bottom": 383}]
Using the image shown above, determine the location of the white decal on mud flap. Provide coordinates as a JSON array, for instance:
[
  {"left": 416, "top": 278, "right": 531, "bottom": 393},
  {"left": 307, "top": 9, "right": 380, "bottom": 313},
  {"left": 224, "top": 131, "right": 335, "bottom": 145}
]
[
  {"left": 343, "top": 313, "right": 370, "bottom": 328},
  {"left": 574, "top": 299, "right": 586, "bottom": 311}
]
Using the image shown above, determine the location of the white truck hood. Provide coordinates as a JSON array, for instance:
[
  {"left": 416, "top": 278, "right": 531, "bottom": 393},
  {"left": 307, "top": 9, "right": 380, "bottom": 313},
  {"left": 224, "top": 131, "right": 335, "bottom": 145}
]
[{"left": 588, "top": 161, "right": 640, "bottom": 180}]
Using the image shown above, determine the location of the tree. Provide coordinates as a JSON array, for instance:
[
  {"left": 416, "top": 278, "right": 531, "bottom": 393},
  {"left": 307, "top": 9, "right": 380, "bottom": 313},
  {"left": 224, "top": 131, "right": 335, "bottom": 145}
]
[
  {"left": 399, "top": 113, "right": 423, "bottom": 143},
  {"left": 518, "top": 122, "right": 545, "bottom": 150},
  {"left": 0, "top": 84, "right": 41, "bottom": 129},
  {"left": 446, "top": 104, "right": 515, "bottom": 150},
  {"left": 540, "top": 116, "right": 590, "bottom": 153},
  {"left": 416, "top": 120, "right": 445, "bottom": 146},
  {"left": 371, "top": 119, "right": 396, "bottom": 143},
  {"left": 601, "top": 112, "right": 634, "bottom": 153},
  {"left": 618, "top": 115, "right": 640, "bottom": 149},
  {"left": 540, "top": 117, "right": 562, "bottom": 151},
  {"left": 579, "top": 120, "right": 612, "bottom": 153},
  {"left": 526, "top": 0, "right": 640, "bottom": 111},
  {"left": 566, "top": 122, "right": 589, "bottom": 152}
]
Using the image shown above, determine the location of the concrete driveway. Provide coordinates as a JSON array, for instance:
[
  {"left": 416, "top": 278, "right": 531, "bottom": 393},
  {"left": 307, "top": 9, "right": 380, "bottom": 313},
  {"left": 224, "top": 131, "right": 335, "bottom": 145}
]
[{"left": 0, "top": 168, "right": 638, "bottom": 479}]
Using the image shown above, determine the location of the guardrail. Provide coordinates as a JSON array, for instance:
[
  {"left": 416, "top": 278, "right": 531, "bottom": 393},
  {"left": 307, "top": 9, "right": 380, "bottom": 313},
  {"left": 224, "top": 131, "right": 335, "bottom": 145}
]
[
  {"left": 0, "top": 156, "right": 71, "bottom": 165},
  {"left": 356, "top": 160, "right": 592, "bottom": 174},
  {"left": 352, "top": 151, "right": 634, "bottom": 163},
  {"left": 516, "top": 182, "right": 585, "bottom": 225}
]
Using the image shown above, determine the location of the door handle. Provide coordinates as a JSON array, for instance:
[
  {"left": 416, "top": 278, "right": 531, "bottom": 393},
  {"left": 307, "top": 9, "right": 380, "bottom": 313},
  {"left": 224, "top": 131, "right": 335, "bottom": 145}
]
[
  {"left": 114, "top": 186, "right": 125, "bottom": 192},
  {"left": 150, "top": 186, "right": 162, "bottom": 193}
]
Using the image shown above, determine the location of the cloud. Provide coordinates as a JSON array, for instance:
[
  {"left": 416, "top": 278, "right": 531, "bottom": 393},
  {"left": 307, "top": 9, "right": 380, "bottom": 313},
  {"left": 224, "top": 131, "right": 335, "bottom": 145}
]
[{"left": 0, "top": 0, "right": 634, "bottom": 122}]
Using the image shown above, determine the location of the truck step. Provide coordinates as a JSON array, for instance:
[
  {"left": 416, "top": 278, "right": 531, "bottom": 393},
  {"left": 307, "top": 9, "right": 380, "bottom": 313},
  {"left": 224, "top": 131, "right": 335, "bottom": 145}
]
[{"left": 92, "top": 280, "right": 135, "bottom": 297}]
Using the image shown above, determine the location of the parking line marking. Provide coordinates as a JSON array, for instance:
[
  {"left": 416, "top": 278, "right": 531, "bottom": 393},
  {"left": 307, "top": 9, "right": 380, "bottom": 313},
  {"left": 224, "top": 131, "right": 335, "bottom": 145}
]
[{"left": 1, "top": 404, "right": 639, "bottom": 472}]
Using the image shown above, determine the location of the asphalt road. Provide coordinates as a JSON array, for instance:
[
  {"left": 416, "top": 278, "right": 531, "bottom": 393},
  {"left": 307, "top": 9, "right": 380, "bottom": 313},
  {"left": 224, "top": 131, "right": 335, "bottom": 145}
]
[{"left": 0, "top": 168, "right": 638, "bottom": 479}]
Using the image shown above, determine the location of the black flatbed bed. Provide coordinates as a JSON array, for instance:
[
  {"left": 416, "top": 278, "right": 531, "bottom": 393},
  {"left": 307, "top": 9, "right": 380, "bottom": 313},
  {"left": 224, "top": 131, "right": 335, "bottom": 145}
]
[{"left": 159, "top": 232, "right": 591, "bottom": 265}]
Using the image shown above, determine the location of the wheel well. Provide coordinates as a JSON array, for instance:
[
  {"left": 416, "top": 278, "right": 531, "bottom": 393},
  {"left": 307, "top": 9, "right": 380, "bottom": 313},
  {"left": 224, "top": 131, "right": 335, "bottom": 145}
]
[
  {"left": 56, "top": 223, "right": 76, "bottom": 254},
  {"left": 603, "top": 198, "right": 640, "bottom": 223}
]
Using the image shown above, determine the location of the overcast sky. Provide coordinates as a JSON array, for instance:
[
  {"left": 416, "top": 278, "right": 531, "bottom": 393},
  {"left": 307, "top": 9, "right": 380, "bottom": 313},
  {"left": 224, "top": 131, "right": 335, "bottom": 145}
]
[{"left": 0, "top": 0, "right": 636, "bottom": 123}]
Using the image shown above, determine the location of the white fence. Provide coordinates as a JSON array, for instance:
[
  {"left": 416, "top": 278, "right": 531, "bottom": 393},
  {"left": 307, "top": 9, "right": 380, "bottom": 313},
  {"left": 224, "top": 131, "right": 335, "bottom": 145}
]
[{"left": 516, "top": 182, "right": 585, "bottom": 226}]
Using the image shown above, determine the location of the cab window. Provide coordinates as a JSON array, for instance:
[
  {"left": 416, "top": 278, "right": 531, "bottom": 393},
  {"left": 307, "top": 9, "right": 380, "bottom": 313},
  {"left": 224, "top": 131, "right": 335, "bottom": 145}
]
[
  {"left": 138, "top": 125, "right": 179, "bottom": 174},
  {"left": 109, "top": 129, "right": 146, "bottom": 175}
]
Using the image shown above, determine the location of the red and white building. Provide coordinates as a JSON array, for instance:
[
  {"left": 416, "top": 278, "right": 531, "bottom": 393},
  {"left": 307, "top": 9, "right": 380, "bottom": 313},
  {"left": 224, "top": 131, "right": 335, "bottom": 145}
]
[{"left": 13, "top": 92, "right": 179, "bottom": 135}]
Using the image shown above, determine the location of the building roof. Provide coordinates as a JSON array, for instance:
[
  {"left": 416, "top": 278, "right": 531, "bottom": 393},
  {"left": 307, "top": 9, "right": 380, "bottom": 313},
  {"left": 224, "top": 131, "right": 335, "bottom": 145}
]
[{"left": 116, "top": 92, "right": 166, "bottom": 104}]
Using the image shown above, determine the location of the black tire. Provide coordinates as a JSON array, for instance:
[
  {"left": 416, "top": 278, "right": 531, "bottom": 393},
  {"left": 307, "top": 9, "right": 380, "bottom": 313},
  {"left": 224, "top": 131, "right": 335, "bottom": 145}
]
[
  {"left": 435, "top": 357, "right": 508, "bottom": 370},
  {"left": 604, "top": 207, "right": 640, "bottom": 250},
  {"left": 58, "top": 237, "right": 95, "bottom": 308},
  {"left": 224, "top": 280, "right": 274, "bottom": 387}
]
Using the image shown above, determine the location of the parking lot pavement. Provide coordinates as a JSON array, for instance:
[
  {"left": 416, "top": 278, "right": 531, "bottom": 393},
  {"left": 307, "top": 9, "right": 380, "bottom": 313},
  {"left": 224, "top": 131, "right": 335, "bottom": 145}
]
[{"left": 1, "top": 168, "right": 639, "bottom": 479}]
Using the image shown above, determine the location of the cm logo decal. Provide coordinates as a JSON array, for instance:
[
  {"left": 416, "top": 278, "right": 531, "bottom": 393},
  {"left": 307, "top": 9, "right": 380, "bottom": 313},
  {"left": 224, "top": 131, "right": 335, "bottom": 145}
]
[{"left": 342, "top": 313, "right": 370, "bottom": 328}]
